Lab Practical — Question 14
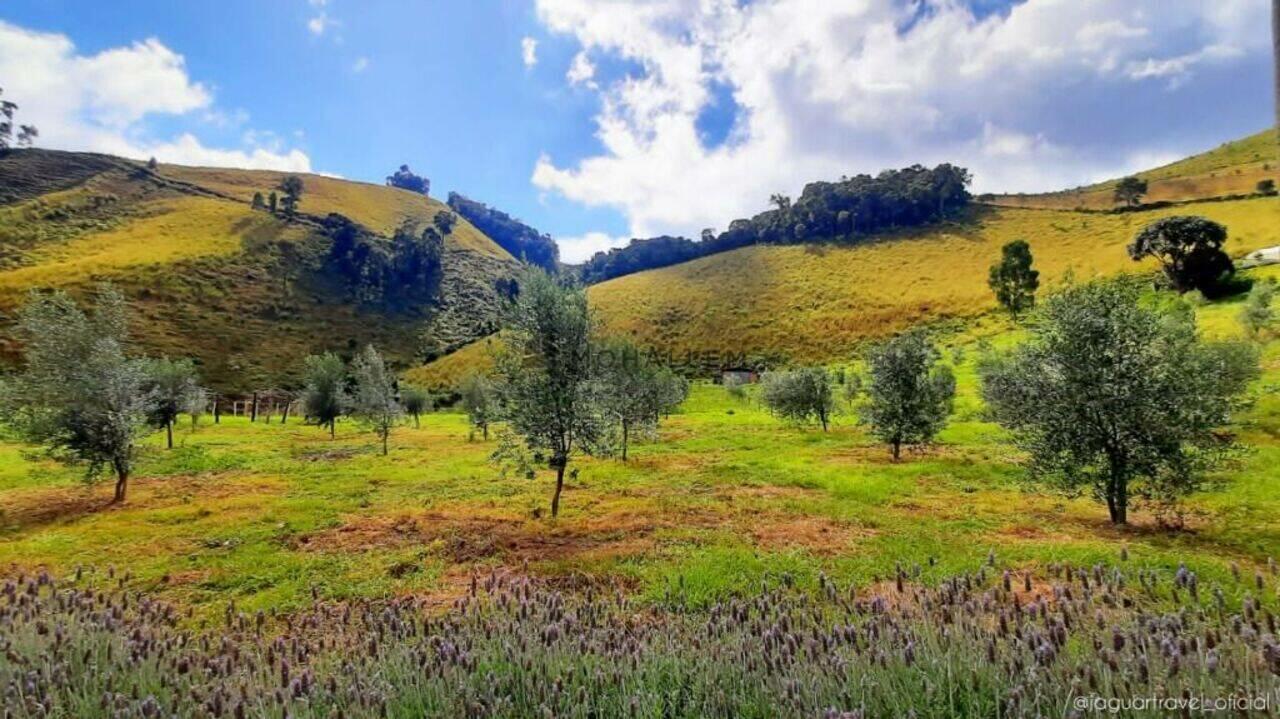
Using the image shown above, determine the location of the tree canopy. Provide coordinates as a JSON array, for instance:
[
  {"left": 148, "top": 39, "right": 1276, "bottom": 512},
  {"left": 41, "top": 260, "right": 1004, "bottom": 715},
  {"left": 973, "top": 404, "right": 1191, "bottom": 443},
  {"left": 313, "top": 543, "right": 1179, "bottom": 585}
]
[
  {"left": 761, "top": 367, "right": 835, "bottom": 431},
  {"left": 302, "top": 352, "right": 349, "bottom": 438},
  {"left": 1128, "top": 216, "right": 1233, "bottom": 295},
  {"left": 494, "top": 270, "right": 608, "bottom": 517},
  {"left": 988, "top": 240, "right": 1039, "bottom": 320},
  {"left": 577, "top": 163, "right": 972, "bottom": 284},
  {"left": 1113, "top": 176, "right": 1148, "bottom": 207},
  {"left": 979, "top": 280, "right": 1258, "bottom": 524},
  {"left": 386, "top": 164, "right": 430, "bottom": 195},
  {"left": 142, "top": 357, "right": 205, "bottom": 450},
  {"left": 858, "top": 330, "right": 955, "bottom": 459},
  {"left": 350, "top": 345, "right": 402, "bottom": 455},
  {"left": 0, "top": 285, "right": 152, "bottom": 502},
  {"left": 447, "top": 192, "right": 559, "bottom": 271}
]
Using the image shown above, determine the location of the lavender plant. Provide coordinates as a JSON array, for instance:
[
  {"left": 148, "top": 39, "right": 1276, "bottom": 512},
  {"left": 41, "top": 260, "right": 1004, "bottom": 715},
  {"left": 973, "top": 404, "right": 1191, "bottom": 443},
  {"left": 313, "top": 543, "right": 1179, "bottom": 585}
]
[{"left": 3, "top": 559, "right": 1279, "bottom": 718}]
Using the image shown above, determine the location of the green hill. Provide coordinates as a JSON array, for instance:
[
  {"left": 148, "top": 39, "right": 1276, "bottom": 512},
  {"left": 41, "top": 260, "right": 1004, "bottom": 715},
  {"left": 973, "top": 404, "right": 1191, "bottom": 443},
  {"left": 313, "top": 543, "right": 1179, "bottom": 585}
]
[{"left": 0, "top": 149, "right": 521, "bottom": 391}]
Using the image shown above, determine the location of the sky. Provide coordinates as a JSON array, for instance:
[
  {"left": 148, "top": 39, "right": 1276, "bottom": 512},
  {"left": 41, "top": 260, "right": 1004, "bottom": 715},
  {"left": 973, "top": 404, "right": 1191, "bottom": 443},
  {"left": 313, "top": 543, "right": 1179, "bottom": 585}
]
[{"left": 0, "top": 0, "right": 1273, "bottom": 262}]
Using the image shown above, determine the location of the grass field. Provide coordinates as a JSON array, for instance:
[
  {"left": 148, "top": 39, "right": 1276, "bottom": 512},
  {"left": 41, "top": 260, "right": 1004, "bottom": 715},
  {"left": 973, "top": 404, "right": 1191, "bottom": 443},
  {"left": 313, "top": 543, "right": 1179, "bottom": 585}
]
[
  {"left": 991, "top": 128, "right": 1278, "bottom": 210},
  {"left": 3, "top": 273, "right": 1277, "bottom": 621},
  {"left": 588, "top": 197, "right": 1280, "bottom": 365}
]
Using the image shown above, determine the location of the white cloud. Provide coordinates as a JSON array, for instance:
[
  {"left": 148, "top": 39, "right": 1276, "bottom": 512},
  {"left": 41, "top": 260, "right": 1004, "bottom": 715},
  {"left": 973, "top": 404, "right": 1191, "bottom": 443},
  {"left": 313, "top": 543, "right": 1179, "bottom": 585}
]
[
  {"left": 522, "top": 36, "right": 539, "bottom": 67},
  {"left": 554, "top": 231, "right": 631, "bottom": 263},
  {"left": 306, "top": 0, "right": 335, "bottom": 37},
  {"left": 566, "top": 50, "right": 596, "bottom": 87},
  {"left": 0, "top": 20, "right": 311, "bottom": 172},
  {"left": 531, "top": 0, "right": 1270, "bottom": 241},
  {"left": 352, "top": 56, "right": 370, "bottom": 73}
]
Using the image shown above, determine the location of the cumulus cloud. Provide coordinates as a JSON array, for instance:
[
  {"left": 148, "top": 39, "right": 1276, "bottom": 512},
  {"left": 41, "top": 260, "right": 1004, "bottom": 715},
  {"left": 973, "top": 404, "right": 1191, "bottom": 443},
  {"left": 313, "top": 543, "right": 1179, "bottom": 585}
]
[
  {"left": 566, "top": 51, "right": 596, "bottom": 88},
  {"left": 521, "top": 37, "right": 539, "bottom": 67},
  {"left": 554, "top": 231, "right": 631, "bottom": 263},
  {"left": 531, "top": 0, "right": 1270, "bottom": 241},
  {"left": 0, "top": 20, "right": 311, "bottom": 172}
]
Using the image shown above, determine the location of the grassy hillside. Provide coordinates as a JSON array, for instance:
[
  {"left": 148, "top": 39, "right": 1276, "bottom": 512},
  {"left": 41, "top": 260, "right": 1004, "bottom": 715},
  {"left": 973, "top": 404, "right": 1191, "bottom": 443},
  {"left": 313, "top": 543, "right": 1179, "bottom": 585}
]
[
  {"left": 402, "top": 335, "right": 498, "bottom": 391},
  {"left": 991, "top": 128, "right": 1277, "bottom": 210},
  {"left": 587, "top": 197, "right": 1279, "bottom": 365},
  {"left": 0, "top": 150, "right": 520, "bottom": 391},
  {"left": 1, "top": 275, "right": 1277, "bottom": 618}
]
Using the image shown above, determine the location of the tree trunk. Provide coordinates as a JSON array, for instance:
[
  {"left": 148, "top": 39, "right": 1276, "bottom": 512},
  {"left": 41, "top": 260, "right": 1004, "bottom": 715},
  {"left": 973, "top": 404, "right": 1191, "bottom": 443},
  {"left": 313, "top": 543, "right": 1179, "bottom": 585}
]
[
  {"left": 550, "top": 459, "right": 567, "bottom": 518},
  {"left": 214, "top": 399, "right": 220, "bottom": 424},
  {"left": 330, "top": 418, "right": 336, "bottom": 439},
  {"left": 281, "top": 402, "right": 290, "bottom": 425},
  {"left": 891, "top": 439, "right": 901, "bottom": 461},
  {"left": 621, "top": 420, "right": 629, "bottom": 462},
  {"left": 413, "top": 412, "right": 420, "bottom": 429},
  {"left": 166, "top": 420, "right": 173, "bottom": 449},
  {"left": 482, "top": 424, "right": 488, "bottom": 441},
  {"left": 250, "top": 392, "right": 259, "bottom": 422},
  {"left": 1106, "top": 456, "right": 1129, "bottom": 524},
  {"left": 382, "top": 430, "right": 389, "bottom": 456},
  {"left": 820, "top": 411, "right": 828, "bottom": 432},
  {"left": 112, "top": 460, "right": 128, "bottom": 503}
]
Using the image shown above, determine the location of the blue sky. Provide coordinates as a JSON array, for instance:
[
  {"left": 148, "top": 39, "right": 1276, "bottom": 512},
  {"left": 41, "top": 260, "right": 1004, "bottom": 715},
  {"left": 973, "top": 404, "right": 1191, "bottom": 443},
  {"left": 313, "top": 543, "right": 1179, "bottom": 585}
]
[{"left": 0, "top": 1, "right": 1273, "bottom": 261}]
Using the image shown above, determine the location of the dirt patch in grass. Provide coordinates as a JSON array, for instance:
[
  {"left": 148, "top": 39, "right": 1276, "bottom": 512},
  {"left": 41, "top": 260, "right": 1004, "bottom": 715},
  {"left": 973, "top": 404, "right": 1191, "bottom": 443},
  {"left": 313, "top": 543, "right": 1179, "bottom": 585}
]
[
  {"left": 294, "top": 447, "right": 360, "bottom": 462},
  {"left": 299, "top": 486, "right": 872, "bottom": 569},
  {"left": 297, "top": 511, "right": 660, "bottom": 566},
  {"left": 0, "top": 486, "right": 115, "bottom": 530},
  {"left": 745, "top": 516, "right": 869, "bottom": 555}
]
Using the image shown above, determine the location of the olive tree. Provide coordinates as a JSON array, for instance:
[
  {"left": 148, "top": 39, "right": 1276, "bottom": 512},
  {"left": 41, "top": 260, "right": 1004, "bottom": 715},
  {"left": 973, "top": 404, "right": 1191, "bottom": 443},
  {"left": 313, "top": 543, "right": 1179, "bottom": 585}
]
[
  {"left": 400, "top": 385, "right": 432, "bottom": 428},
  {"left": 0, "top": 286, "right": 153, "bottom": 503},
  {"left": 761, "top": 367, "right": 835, "bottom": 431},
  {"left": 858, "top": 331, "right": 955, "bottom": 460},
  {"left": 980, "top": 280, "right": 1258, "bottom": 524},
  {"left": 460, "top": 373, "right": 496, "bottom": 441},
  {"left": 350, "top": 345, "right": 402, "bottom": 455},
  {"left": 494, "top": 270, "right": 609, "bottom": 518},
  {"left": 1239, "top": 280, "right": 1276, "bottom": 338},
  {"left": 302, "top": 352, "right": 349, "bottom": 438},
  {"left": 597, "top": 340, "right": 686, "bottom": 459},
  {"left": 142, "top": 357, "right": 205, "bottom": 449}
]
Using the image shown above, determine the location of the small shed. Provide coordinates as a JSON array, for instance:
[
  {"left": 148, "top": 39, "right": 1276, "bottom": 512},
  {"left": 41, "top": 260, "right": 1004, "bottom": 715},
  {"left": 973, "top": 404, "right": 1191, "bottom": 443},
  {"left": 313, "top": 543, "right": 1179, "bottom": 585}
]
[{"left": 720, "top": 368, "right": 759, "bottom": 385}]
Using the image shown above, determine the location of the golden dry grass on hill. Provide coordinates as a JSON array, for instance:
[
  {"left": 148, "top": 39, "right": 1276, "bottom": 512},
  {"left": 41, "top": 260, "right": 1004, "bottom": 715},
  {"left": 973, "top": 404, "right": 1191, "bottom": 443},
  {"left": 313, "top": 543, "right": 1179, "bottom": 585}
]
[
  {"left": 0, "top": 195, "right": 304, "bottom": 296},
  {"left": 162, "top": 166, "right": 511, "bottom": 259},
  {"left": 991, "top": 129, "right": 1277, "bottom": 210},
  {"left": 587, "top": 197, "right": 1279, "bottom": 364},
  {"left": 402, "top": 336, "right": 499, "bottom": 390}
]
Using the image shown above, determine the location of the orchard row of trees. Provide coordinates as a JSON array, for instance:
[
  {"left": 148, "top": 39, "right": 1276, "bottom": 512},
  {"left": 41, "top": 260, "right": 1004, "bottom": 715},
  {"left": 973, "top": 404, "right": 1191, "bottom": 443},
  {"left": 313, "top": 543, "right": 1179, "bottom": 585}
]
[
  {"left": 758, "top": 278, "right": 1261, "bottom": 525},
  {"left": 0, "top": 286, "right": 207, "bottom": 502},
  {"left": 578, "top": 163, "right": 973, "bottom": 284}
]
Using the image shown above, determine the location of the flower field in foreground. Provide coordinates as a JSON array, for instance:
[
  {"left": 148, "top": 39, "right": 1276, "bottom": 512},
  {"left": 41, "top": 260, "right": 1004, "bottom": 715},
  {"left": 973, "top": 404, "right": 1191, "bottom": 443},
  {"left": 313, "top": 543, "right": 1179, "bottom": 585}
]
[{"left": 4, "top": 557, "right": 1280, "bottom": 718}]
